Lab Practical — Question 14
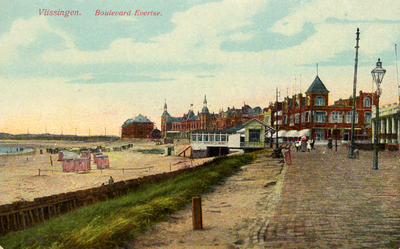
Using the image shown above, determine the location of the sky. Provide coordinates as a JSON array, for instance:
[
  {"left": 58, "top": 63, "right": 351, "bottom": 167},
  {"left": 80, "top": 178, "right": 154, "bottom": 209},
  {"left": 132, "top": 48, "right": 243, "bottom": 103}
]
[{"left": 1, "top": 0, "right": 400, "bottom": 136}]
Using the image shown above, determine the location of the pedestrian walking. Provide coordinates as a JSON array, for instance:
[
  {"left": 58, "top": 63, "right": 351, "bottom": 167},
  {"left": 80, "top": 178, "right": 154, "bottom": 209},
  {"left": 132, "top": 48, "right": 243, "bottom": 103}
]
[
  {"left": 310, "top": 139, "right": 315, "bottom": 150},
  {"left": 307, "top": 141, "right": 311, "bottom": 152},
  {"left": 301, "top": 140, "right": 307, "bottom": 152},
  {"left": 295, "top": 141, "right": 301, "bottom": 152},
  {"left": 109, "top": 176, "right": 114, "bottom": 184}
]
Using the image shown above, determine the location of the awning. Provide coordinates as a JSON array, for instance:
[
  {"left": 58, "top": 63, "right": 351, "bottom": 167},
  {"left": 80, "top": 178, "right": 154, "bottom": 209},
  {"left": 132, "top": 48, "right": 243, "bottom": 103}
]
[
  {"left": 286, "top": 130, "right": 299, "bottom": 138},
  {"left": 276, "top": 130, "right": 288, "bottom": 137},
  {"left": 297, "top": 129, "right": 310, "bottom": 137}
]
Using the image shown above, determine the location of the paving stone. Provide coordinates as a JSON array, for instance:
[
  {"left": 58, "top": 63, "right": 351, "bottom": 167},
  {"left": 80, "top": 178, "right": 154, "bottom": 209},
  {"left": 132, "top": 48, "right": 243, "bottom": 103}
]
[{"left": 263, "top": 146, "right": 400, "bottom": 248}]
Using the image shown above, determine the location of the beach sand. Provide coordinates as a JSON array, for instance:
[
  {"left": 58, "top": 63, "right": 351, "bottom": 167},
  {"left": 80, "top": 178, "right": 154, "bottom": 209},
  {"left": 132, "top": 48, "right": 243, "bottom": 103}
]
[{"left": 0, "top": 139, "right": 212, "bottom": 205}]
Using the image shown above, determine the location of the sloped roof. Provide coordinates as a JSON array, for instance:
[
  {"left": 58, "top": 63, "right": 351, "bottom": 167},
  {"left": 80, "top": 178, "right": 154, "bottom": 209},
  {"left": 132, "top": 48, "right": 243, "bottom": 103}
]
[
  {"left": 306, "top": 76, "right": 329, "bottom": 93},
  {"left": 166, "top": 116, "right": 182, "bottom": 123},
  {"left": 133, "top": 114, "right": 152, "bottom": 123},
  {"left": 122, "top": 115, "right": 153, "bottom": 127},
  {"left": 162, "top": 110, "right": 170, "bottom": 117}
]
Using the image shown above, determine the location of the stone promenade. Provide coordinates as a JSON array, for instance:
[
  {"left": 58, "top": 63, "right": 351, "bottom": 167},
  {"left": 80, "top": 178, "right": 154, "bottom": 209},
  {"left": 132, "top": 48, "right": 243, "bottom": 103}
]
[{"left": 263, "top": 146, "right": 400, "bottom": 248}]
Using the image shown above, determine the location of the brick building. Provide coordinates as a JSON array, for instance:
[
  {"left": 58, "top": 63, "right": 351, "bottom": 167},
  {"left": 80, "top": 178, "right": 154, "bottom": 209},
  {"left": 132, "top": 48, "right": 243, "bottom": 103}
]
[
  {"left": 161, "top": 95, "right": 265, "bottom": 138},
  {"left": 121, "top": 114, "right": 154, "bottom": 139},
  {"left": 271, "top": 76, "right": 377, "bottom": 142}
]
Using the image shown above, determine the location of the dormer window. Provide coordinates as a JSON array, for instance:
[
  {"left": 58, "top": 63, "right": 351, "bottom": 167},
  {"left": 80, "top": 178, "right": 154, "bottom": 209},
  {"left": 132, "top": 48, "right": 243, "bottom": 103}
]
[
  {"left": 363, "top": 97, "right": 371, "bottom": 107},
  {"left": 315, "top": 96, "right": 325, "bottom": 106}
]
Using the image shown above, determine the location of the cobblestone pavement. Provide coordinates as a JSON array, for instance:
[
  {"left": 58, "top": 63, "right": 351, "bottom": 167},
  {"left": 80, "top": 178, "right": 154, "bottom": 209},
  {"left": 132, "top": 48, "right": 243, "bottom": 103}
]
[{"left": 263, "top": 146, "right": 400, "bottom": 248}]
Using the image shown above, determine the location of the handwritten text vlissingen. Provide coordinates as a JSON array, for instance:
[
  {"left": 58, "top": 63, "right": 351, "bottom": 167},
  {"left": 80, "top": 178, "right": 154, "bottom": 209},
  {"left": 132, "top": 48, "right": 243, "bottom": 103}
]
[{"left": 39, "top": 9, "right": 81, "bottom": 18}]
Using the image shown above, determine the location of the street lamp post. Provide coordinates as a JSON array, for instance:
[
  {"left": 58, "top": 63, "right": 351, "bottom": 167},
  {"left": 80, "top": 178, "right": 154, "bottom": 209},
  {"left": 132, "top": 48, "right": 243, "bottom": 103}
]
[
  {"left": 349, "top": 28, "right": 360, "bottom": 158},
  {"left": 334, "top": 122, "right": 338, "bottom": 151},
  {"left": 372, "top": 58, "right": 386, "bottom": 170},
  {"left": 275, "top": 87, "right": 280, "bottom": 149}
]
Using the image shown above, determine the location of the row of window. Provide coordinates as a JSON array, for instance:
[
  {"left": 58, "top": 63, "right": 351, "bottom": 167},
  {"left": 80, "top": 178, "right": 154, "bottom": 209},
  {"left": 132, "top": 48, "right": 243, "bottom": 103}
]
[
  {"left": 282, "top": 111, "right": 372, "bottom": 125},
  {"left": 191, "top": 129, "right": 262, "bottom": 143},
  {"left": 314, "top": 96, "right": 372, "bottom": 107},
  {"left": 288, "top": 96, "right": 372, "bottom": 108},
  {"left": 192, "top": 133, "right": 228, "bottom": 142}
]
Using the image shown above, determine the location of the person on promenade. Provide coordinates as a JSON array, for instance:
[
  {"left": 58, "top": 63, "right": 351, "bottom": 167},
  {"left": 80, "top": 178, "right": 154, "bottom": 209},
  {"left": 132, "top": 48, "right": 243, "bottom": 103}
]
[
  {"left": 109, "top": 176, "right": 114, "bottom": 184},
  {"left": 307, "top": 140, "right": 311, "bottom": 152},
  {"left": 310, "top": 139, "right": 315, "bottom": 150},
  {"left": 295, "top": 141, "right": 301, "bottom": 152},
  {"left": 301, "top": 140, "right": 307, "bottom": 152}
]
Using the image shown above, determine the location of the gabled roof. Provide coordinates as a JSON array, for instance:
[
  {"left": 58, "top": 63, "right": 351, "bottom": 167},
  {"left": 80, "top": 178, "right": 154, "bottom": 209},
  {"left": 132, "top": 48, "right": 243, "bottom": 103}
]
[
  {"left": 162, "top": 110, "right": 170, "bottom": 117},
  {"left": 306, "top": 76, "right": 329, "bottom": 93}
]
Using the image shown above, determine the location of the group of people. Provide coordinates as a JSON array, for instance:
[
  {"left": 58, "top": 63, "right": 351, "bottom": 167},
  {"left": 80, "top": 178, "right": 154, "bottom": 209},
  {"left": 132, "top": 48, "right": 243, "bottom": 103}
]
[{"left": 294, "top": 138, "right": 315, "bottom": 152}]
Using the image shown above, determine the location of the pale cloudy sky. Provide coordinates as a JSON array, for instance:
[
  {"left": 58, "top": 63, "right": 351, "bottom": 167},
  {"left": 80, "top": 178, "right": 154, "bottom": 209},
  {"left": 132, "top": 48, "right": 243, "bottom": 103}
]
[{"left": 1, "top": 0, "right": 400, "bottom": 136}]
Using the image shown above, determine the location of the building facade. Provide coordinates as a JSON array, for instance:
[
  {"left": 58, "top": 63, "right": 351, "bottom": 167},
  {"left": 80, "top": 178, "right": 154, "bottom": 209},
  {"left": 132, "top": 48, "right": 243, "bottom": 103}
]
[
  {"left": 161, "top": 95, "right": 265, "bottom": 138},
  {"left": 190, "top": 118, "right": 275, "bottom": 158},
  {"left": 372, "top": 103, "right": 400, "bottom": 145},
  {"left": 121, "top": 114, "right": 154, "bottom": 139},
  {"left": 271, "top": 76, "right": 377, "bottom": 142}
]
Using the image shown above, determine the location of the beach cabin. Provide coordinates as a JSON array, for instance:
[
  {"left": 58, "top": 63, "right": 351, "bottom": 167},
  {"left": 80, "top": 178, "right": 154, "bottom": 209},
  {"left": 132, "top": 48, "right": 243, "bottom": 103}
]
[
  {"left": 164, "top": 145, "right": 174, "bottom": 156},
  {"left": 96, "top": 155, "right": 109, "bottom": 169},
  {"left": 74, "top": 158, "right": 91, "bottom": 172},
  {"left": 58, "top": 151, "right": 78, "bottom": 161},
  {"left": 81, "top": 151, "right": 91, "bottom": 159},
  {"left": 62, "top": 157, "right": 76, "bottom": 172},
  {"left": 93, "top": 152, "right": 103, "bottom": 164}
]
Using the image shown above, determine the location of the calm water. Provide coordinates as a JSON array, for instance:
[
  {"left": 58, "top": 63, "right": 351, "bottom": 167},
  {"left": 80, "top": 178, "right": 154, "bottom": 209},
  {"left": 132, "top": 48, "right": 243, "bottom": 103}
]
[{"left": 0, "top": 145, "right": 32, "bottom": 155}]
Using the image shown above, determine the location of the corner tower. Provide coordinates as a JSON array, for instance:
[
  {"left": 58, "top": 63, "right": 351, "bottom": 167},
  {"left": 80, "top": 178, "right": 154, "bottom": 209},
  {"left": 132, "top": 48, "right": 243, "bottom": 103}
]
[
  {"left": 161, "top": 99, "right": 171, "bottom": 137},
  {"left": 200, "top": 95, "right": 210, "bottom": 130}
]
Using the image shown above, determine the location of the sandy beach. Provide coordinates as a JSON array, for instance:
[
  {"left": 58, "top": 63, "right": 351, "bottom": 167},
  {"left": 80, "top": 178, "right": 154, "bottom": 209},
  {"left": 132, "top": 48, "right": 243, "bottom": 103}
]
[{"left": 0, "top": 139, "right": 212, "bottom": 205}]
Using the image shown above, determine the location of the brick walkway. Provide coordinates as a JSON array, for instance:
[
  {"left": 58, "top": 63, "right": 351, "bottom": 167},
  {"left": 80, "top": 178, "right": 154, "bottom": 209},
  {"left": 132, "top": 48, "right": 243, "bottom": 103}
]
[{"left": 263, "top": 146, "right": 400, "bottom": 248}]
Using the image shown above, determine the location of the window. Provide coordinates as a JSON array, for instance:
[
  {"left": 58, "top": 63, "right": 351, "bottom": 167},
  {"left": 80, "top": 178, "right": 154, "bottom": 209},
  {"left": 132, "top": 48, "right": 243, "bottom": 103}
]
[
  {"left": 307, "top": 96, "right": 311, "bottom": 106},
  {"left": 363, "top": 97, "right": 371, "bottom": 107},
  {"left": 221, "top": 134, "right": 227, "bottom": 141},
  {"left": 345, "top": 111, "right": 358, "bottom": 123},
  {"left": 365, "top": 112, "right": 372, "bottom": 123},
  {"left": 192, "top": 134, "right": 197, "bottom": 141},
  {"left": 209, "top": 134, "right": 214, "bottom": 141},
  {"left": 315, "top": 96, "right": 325, "bottom": 106},
  {"left": 284, "top": 116, "right": 287, "bottom": 125},
  {"left": 305, "top": 112, "right": 310, "bottom": 123},
  {"left": 295, "top": 113, "right": 300, "bottom": 124},
  {"left": 289, "top": 115, "right": 294, "bottom": 125},
  {"left": 216, "top": 134, "right": 220, "bottom": 141},
  {"left": 249, "top": 129, "right": 261, "bottom": 142},
  {"left": 315, "top": 129, "right": 325, "bottom": 141},
  {"left": 314, "top": 111, "right": 327, "bottom": 123},
  {"left": 264, "top": 116, "right": 270, "bottom": 125},
  {"left": 198, "top": 134, "right": 202, "bottom": 141},
  {"left": 204, "top": 134, "right": 208, "bottom": 141},
  {"left": 329, "top": 111, "right": 342, "bottom": 123}
]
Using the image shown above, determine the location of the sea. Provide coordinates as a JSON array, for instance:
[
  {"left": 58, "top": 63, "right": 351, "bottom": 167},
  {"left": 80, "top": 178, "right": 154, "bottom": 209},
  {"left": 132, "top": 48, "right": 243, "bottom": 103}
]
[{"left": 0, "top": 145, "right": 33, "bottom": 155}]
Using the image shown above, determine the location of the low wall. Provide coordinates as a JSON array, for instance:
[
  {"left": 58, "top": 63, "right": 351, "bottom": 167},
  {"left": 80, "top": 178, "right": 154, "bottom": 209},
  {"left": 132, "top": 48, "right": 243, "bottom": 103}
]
[
  {"left": 354, "top": 143, "right": 386, "bottom": 150},
  {"left": 0, "top": 157, "right": 220, "bottom": 236}
]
